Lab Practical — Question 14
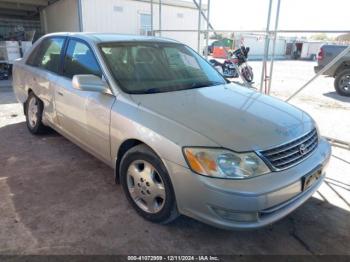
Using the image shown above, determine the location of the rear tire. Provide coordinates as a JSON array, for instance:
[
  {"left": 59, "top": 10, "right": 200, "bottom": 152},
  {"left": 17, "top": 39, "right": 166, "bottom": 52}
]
[
  {"left": 334, "top": 69, "right": 350, "bottom": 97},
  {"left": 25, "top": 92, "right": 50, "bottom": 134},
  {"left": 120, "top": 144, "right": 179, "bottom": 224}
]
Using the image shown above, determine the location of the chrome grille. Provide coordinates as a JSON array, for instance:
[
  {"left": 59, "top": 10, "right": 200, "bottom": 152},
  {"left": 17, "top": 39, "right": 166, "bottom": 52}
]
[{"left": 259, "top": 129, "right": 318, "bottom": 170}]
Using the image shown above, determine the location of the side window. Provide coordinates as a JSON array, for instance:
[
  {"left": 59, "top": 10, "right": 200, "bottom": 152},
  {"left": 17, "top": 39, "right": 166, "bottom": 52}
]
[
  {"left": 63, "top": 40, "right": 102, "bottom": 79},
  {"left": 26, "top": 43, "right": 42, "bottom": 66},
  {"left": 27, "top": 38, "right": 65, "bottom": 74}
]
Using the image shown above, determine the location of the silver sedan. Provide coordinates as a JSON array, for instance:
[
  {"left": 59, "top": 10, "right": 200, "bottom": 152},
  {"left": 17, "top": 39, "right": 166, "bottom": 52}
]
[{"left": 13, "top": 33, "right": 331, "bottom": 229}]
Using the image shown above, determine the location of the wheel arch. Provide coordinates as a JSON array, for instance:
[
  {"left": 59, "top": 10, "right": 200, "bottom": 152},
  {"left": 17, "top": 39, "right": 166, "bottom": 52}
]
[
  {"left": 114, "top": 138, "right": 163, "bottom": 184},
  {"left": 23, "top": 88, "right": 38, "bottom": 115},
  {"left": 334, "top": 61, "right": 350, "bottom": 77},
  {"left": 23, "top": 88, "right": 33, "bottom": 115}
]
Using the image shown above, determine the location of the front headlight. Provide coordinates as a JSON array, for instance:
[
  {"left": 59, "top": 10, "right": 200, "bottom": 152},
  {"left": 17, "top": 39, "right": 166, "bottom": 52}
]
[{"left": 183, "top": 147, "right": 270, "bottom": 179}]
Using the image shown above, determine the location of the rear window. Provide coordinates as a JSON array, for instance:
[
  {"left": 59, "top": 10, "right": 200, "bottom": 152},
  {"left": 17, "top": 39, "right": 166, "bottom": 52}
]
[{"left": 27, "top": 37, "right": 65, "bottom": 74}]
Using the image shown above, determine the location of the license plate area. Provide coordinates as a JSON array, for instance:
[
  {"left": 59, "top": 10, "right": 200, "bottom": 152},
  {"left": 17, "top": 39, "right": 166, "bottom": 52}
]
[{"left": 302, "top": 168, "right": 323, "bottom": 191}]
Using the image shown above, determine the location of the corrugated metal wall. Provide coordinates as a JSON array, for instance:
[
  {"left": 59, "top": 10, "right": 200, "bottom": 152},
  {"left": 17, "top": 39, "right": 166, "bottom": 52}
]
[{"left": 41, "top": 0, "right": 80, "bottom": 33}]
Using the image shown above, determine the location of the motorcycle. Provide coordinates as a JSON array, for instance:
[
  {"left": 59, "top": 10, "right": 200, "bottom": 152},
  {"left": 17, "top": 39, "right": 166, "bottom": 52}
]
[{"left": 209, "top": 46, "right": 254, "bottom": 83}]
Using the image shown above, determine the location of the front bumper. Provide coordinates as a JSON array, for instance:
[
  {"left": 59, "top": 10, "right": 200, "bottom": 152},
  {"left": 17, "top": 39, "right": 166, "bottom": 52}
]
[
  {"left": 165, "top": 138, "right": 331, "bottom": 230},
  {"left": 314, "top": 65, "right": 333, "bottom": 76}
]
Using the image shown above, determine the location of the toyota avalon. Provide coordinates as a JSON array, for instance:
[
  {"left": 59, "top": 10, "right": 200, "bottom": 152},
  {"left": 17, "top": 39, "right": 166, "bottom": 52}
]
[{"left": 12, "top": 33, "right": 331, "bottom": 229}]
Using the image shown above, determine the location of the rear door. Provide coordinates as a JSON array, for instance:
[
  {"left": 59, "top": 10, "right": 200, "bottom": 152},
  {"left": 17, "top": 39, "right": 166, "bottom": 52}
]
[
  {"left": 54, "top": 38, "right": 115, "bottom": 162},
  {"left": 24, "top": 37, "right": 66, "bottom": 125}
]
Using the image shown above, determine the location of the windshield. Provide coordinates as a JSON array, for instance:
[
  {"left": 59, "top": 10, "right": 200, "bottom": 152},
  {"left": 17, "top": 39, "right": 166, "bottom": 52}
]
[{"left": 99, "top": 42, "right": 226, "bottom": 94}]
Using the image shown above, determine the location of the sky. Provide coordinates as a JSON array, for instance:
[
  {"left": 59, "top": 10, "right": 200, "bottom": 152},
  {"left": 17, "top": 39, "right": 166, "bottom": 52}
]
[{"left": 192, "top": 0, "right": 350, "bottom": 37}]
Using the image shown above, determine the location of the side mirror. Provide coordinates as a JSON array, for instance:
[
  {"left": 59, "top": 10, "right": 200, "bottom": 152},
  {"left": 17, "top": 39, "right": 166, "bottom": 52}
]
[{"left": 72, "top": 74, "right": 109, "bottom": 93}]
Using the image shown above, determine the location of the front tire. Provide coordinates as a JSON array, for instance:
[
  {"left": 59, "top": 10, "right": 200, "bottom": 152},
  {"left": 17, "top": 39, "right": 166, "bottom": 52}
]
[
  {"left": 120, "top": 144, "right": 179, "bottom": 224},
  {"left": 25, "top": 92, "right": 49, "bottom": 134},
  {"left": 334, "top": 69, "right": 350, "bottom": 97}
]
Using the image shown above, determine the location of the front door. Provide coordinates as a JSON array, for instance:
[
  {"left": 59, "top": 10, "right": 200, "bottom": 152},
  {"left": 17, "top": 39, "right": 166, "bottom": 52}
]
[{"left": 54, "top": 39, "right": 115, "bottom": 162}]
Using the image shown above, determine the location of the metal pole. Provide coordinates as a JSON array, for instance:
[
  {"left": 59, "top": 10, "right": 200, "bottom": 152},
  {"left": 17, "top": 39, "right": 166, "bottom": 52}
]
[
  {"left": 260, "top": 0, "right": 273, "bottom": 93},
  {"left": 153, "top": 29, "right": 268, "bottom": 33},
  {"left": 77, "top": 0, "right": 83, "bottom": 32},
  {"left": 150, "top": 0, "right": 154, "bottom": 35},
  {"left": 153, "top": 29, "right": 350, "bottom": 34},
  {"left": 267, "top": 0, "right": 281, "bottom": 95},
  {"left": 192, "top": 0, "right": 219, "bottom": 38},
  {"left": 275, "top": 30, "right": 350, "bottom": 33},
  {"left": 197, "top": 0, "right": 202, "bottom": 53},
  {"left": 205, "top": 0, "right": 210, "bottom": 59},
  {"left": 286, "top": 45, "right": 350, "bottom": 102},
  {"left": 159, "top": 0, "right": 162, "bottom": 36},
  {"left": 324, "top": 136, "right": 350, "bottom": 151}
]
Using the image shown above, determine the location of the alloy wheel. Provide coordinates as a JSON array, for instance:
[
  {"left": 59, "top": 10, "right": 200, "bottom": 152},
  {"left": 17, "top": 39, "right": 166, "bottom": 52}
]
[
  {"left": 27, "top": 96, "right": 39, "bottom": 128},
  {"left": 339, "top": 74, "right": 350, "bottom": 94},
  {"left": 126, "top": 160, "right": 166, "bottom": 214}
]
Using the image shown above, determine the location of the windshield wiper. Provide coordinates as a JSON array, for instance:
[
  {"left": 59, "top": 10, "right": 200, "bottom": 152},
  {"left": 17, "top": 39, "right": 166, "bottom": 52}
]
[
  {"left": 132, "top": 88, "right": 162, "bottom": 94},
  {"left": 188, "top": 81, "right": 223, "bottom": 90},
  {"left": 133, "top": 81, "right": 224, "bottom": 94},
  {"left": 144, "top": 88, "right": 162, "bottom": 94}
]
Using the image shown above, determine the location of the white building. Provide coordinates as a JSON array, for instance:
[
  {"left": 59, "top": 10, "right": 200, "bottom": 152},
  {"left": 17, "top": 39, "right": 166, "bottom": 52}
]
[
  {"left": 40, "top": 0, "right": 206, "bottom": 51},
  {"left": 235, "top": 34, "right": 287, "bottom": 60}
]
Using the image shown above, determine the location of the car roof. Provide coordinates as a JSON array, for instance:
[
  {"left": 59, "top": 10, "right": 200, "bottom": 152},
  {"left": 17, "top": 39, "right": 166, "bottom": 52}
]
[{"left": 43, "top": 32, "right": 180, "bottom": 44}]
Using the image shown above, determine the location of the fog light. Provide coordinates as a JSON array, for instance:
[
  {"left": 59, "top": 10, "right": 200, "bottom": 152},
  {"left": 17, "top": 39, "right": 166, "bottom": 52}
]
[{"left": 212, "top": 207, "right": 258, "bottom": 222}]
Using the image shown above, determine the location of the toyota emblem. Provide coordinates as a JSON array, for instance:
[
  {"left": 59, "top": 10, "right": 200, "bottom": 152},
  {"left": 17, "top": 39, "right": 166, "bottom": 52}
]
[{"left": 299, "top": 144, "right": 308, "bottom": 155}]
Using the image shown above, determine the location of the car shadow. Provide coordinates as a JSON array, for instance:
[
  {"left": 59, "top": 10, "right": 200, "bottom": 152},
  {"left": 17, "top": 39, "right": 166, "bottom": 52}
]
[
  {"left": 323, "top": 91, "right": 350, "bottom": 103},
  {"left": 1, "top": 122, "right": 350, "bottom": 255}
]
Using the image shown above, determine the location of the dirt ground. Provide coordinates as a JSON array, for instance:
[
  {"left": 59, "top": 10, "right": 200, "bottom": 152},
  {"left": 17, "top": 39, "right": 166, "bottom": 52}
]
[{"left": 0, "top": 61, "right": 349, "bottom": 255}]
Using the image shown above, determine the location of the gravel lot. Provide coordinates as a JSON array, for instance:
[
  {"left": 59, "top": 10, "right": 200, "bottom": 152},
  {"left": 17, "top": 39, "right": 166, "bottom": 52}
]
[{"left": 0, "top": 61, "right": 349, "bottom": 255}]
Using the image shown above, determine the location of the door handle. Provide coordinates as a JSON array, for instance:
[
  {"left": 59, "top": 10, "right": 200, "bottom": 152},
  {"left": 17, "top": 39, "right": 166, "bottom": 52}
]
[{"left": 57, "top": 91, "right": 64, "bottom": 96}]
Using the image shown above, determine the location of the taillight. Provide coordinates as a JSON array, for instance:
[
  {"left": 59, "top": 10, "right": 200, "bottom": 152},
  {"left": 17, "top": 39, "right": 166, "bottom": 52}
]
[{"left": 317, "top": 48, "right": 324, "bottom": 61}]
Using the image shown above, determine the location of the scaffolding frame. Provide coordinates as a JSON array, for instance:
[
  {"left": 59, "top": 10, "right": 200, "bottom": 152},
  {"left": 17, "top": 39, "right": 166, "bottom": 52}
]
[{"left": 150, "top": 0, "right": 350, "bottom": 148}]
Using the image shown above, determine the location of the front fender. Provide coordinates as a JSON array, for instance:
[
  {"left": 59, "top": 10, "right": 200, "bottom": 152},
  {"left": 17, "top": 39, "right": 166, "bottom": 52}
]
[{"left": 110, "top": 94, "right": 219, "bottom": 168}]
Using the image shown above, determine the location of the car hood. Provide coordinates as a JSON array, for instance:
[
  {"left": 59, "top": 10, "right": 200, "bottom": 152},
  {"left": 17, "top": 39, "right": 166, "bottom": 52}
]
[{"left": 130, "top": 84, "right": 315, "bottom": 151}]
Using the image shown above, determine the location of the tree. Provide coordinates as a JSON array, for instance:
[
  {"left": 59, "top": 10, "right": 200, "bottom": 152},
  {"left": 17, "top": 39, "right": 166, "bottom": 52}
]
[
  {"left": 210, "top": 33, "right": 224, "bottom": 40},
  {"left": 336, "top": 33, "right": 350, "bottom": 42},
  {"left": 310, "top": 33, "right": 333, "bottom": 41}
]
